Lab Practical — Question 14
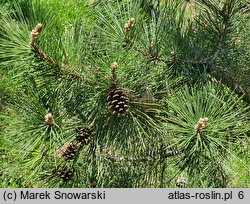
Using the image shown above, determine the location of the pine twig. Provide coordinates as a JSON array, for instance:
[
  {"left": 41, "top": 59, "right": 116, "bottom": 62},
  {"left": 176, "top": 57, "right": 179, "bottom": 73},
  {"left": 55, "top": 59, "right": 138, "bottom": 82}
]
[
  {"left": 29, "top": 23, "right": 84, "bottom": 82},
  {"left": 30, "top": 44, "right": 62, "bottom": 66},
  {"left": 132, "top": 43, "right": 175, "bottom": 65},
  {"left": 58, "top": 70, "right": 84, "bottom": 81},
  {"left": 130, "top": 41, "right": 250, "bottom": 103},
  {"left": 104, "top": 148, "right": 179, "bottom": 162},
  {"left": 29, "top": 23, "right": 64, "bottom": 67},
  {"left": 205, "top": 0, "right": 250, "bottom": 103}
]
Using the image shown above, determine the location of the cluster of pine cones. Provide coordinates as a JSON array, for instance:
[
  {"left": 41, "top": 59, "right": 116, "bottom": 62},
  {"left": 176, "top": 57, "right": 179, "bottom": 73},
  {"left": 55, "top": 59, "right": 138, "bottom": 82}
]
[
  {"left": 56, "top": 87, "right": 129, "bottom": 181},
  {"left": 58, "top": 127, "right": 95, "bottom": 160}
]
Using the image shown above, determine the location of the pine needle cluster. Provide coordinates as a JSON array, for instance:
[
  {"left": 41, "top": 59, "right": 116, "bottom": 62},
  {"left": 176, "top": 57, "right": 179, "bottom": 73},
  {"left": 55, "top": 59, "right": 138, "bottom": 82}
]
[{"left": 0, "top": 0, "right": 249, "bottom": 187}]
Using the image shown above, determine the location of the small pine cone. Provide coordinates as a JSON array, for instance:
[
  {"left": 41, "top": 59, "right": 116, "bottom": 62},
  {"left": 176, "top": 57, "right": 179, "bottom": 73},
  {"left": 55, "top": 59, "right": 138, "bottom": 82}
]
[
  {"left": 58, "top": 140, "right": 78, "bottom": 160},
  {"left": 106, "top": 88, "right": 129, "bottom": 116},
  {"left": 75, "top": 127, "right": 94, "bottom": 145},
  {"left": 57, "top": 167, "right": 73, "bottom": 181}
]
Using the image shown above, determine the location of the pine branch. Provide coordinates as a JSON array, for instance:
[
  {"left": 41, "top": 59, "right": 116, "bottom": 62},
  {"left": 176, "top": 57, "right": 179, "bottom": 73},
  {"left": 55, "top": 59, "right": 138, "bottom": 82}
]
[
  {"left": 125, "top": 31, "right": 207, "bottom": 67},
  {"left": 29, "top": 23, "right": 84, "bottom": 82},
  {"left": 29, "top": 23, "right": 62, "bottom": 67},
  {"left": 130, "top": 40, "right": 250, "bottom": 104},
  {"left": 105, "top": 152, "right": 176, "bottom": 162},
  {"left": 58, "top": 70, "right": 84, "bottom": 81},
  {"left": 30, "top": 44, "right": 63, "bottom": 67},
  {"left": 120, "top": 1, "right": 250, "bottom": 105},
  {"left": 203, "top": 0, "right": 250, "bottom": 103},
  {"left": 103, "top": 146, "right": 180, "bottom": 163},
  {"left": 209, "top": 66, "right": 250, "bottom": 103},
  {"left": 132, "top": 43, "right": 174, "bottom": 64}
]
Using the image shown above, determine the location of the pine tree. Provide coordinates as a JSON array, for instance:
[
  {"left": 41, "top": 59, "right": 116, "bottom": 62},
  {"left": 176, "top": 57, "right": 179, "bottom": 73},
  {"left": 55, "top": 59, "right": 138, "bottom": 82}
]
[{"left": 0, "top": 0, "right": 249, "bottom": 187}]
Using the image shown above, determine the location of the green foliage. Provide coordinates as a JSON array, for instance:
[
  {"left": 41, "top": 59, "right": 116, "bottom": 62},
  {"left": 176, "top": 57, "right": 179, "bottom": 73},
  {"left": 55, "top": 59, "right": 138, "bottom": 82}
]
[
  {"left": 162, "top": 81, "right": 249, "bottom": 186},
  {"left": 0, "top": 0, "right": 249, "bottom": 187}
]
